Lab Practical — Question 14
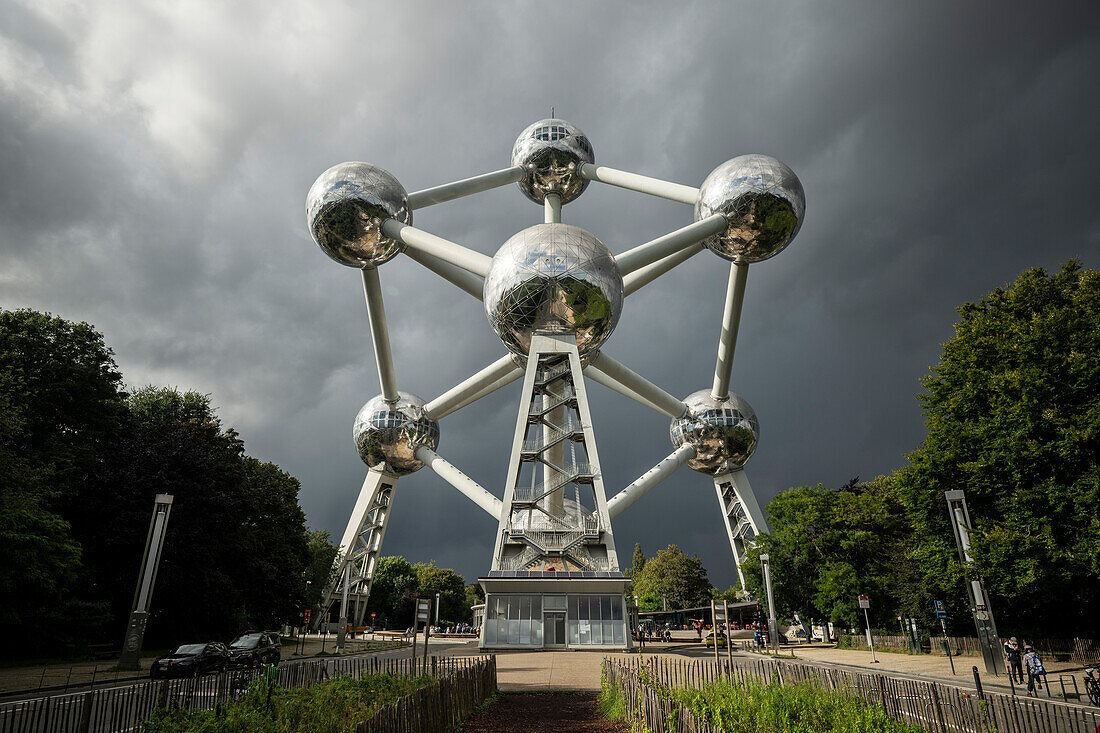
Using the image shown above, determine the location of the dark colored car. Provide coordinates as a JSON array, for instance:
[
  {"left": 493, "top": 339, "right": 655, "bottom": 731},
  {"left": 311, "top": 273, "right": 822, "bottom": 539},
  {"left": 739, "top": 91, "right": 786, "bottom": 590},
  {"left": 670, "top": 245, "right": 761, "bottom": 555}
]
[
  {"left": 226, "top": 631, "right": 281, "bottom": 669},
  {"left": 150, "top": 642, "right": 229, "bottom": 678}
]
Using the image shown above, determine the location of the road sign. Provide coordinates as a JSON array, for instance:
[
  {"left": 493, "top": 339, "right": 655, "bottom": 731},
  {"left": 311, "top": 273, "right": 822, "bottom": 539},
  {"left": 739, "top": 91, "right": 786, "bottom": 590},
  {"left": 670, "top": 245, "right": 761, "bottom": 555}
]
[
  {"left": 416, "top": 598, "right": 431, "bottom": 622},
  {"left": 303, "top": 609, "right": 311, "bottom": 621},
  {"left": 858, "top": 595, "right": 870, "bottom": 609},
  {"left": 933, "top": 599, "right": 947, "bottom": 619},
  {"left": 371, "top": 612, "right": 377, "bottom": 618}
]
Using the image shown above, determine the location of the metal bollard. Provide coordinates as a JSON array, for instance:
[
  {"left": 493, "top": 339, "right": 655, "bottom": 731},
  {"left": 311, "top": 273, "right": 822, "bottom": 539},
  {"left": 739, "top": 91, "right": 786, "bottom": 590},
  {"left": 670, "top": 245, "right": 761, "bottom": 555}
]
[{"left": 972, "top": 666, "right": 984, "bottom": 700}]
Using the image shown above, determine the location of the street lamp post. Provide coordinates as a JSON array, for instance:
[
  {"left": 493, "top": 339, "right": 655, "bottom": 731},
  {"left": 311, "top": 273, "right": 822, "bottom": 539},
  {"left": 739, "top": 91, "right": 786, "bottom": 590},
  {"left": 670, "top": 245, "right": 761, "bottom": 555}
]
[
  {"left": 119, "top": 494, "right": 173, "bottom": 671},
  {"left": 759, "top": 554, "right": 778, "bottom": 654}
]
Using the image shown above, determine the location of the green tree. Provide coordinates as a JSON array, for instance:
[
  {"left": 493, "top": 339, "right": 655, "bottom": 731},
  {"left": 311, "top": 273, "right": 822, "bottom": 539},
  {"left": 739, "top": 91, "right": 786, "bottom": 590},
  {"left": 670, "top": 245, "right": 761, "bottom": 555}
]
[
  {"left": 413, "top": 562, "right": 468, "bottom": 624},
  {"left": 0, "top": 383, "right": 82, "bottom": 629},
  {"left": 895, "top": 261, "right": 1100, "bottom": 633},
  {"left": 630, "top": 543, "right": 646, "bottom": 577},
  {"left": 365, "top": 556, "right": 418, "bottom": 628},
  {"left": 630, "top": 544, "right": 712, "bottom": 611},
  {"left": 304, "top": 530, "right": 339, "bottom": 615}
]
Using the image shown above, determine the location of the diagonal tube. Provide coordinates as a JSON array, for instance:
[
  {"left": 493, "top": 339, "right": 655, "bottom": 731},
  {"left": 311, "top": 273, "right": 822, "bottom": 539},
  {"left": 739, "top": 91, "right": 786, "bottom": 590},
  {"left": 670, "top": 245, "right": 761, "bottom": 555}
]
[
  {"left": 607, "top": 444, "right": 696, "bottom": 519},
  {"left": 579, "top": 163, "right": 700, "bottom": 205},
  {"left": 424, "top": 355, "right": 523, "bottom": 420},
  {"left": 711, "top": 262, "right": 749, "bottom": 401},
  {"left": 361, "top": 267, "right": 399, "bottom": 403},
  {"left": 584, "top": 366, "right": 666, "bottom": 416},
  {"left": 415, "top": 445, "right": 503, "bottom": 519},
  {"left": 381, "top": 220, "right": 493, "bottom": 278},
  {"left": 615, "top": 214, "right": 727, "bottom": 277},
  {"left": 407, "top": 166, "right": 525, "bottom": 210},
  {"left": 623, "top": 241, "right": 706, "bottom": 296},
  {"left": 403, "top": 247, "right": 484, "bottom": 301},
  {"left": 585, "top": 351, "right": 688, "bottom": 419}
]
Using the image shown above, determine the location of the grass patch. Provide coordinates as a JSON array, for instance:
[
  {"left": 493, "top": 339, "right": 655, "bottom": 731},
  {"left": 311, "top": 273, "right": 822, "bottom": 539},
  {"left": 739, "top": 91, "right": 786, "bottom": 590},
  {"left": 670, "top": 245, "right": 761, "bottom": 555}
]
[
  {"left": 670, "top": 679, "right": 926, "bottom": 733},
  {"left": 142, "top": 671, "right": 436, "bottom": 732}
]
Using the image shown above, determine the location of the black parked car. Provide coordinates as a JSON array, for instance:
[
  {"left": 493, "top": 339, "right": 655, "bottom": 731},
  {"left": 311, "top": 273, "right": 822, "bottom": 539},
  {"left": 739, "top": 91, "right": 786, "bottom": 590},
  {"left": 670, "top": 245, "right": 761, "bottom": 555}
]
[
  {"left": 226, "top": 631, "right": 281, "bottom": 669},
  {"left": 150, "top": 642, "right": 229, "bottom": 678}
]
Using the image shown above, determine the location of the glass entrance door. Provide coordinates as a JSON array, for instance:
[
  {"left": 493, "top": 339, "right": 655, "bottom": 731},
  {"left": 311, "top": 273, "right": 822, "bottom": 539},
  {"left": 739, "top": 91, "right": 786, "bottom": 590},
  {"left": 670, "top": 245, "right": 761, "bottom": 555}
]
[{"left": 544, "top": 612, "right": 566, "bottom": 647}]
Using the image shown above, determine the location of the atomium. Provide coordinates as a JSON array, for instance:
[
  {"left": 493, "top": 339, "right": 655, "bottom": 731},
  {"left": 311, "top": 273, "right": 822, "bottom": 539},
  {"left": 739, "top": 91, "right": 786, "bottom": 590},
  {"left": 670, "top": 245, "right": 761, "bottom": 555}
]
[
  {"left": 484, "top": 223, "right": 622, "bottom": 357},
  {"left": 695, "top": 154, "right": 805, "bottom": 263},
  {"left": 511, "top": 118, "right": 595, "bottom": 205},
  {"left": 670, "top": 390, "right": 760, "bottom": 475},
  {"left": 307, "top": 162, "right": 411, "bottom": 268},
  {"left": 352, "top": 392, "right": 439, "bottom": 476}
]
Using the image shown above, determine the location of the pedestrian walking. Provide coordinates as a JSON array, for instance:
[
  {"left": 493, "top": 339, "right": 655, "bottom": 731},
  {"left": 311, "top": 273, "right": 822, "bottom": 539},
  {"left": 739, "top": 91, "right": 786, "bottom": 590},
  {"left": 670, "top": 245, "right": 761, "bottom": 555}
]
[
  {"left": 1003, "top": 637, "right": 1024, "bottom": 684},
  {"left": 1023, "top": 644, "right": 1045, "bottom": 696}
]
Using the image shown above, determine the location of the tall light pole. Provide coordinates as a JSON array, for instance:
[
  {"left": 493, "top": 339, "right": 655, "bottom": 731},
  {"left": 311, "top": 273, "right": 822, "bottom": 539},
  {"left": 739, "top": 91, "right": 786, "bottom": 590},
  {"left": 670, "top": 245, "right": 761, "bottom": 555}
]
[
  {"left": 760, "top": 554, "right": 778, "bottom": 654},
  {"left": 945, "top": 490, "right": 1006, "bottom": 674},
  {"left": 119, "top": 494, "right": 173, "bottom": 671}
]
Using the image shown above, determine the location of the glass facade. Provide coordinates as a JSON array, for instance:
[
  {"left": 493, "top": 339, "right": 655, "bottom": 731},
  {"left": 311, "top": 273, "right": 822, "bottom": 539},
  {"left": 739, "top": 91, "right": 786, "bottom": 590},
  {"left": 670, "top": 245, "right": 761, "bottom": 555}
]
[{"left": 483, "top": 593, "right": 625, "bottom": 647}]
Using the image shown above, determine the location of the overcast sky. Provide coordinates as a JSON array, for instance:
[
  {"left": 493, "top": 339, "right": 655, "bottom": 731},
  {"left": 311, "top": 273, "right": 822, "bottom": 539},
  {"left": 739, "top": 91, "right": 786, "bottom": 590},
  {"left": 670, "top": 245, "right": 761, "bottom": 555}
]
[{"left": 2, "top": 1, "right": 1098, "bottom": 590}]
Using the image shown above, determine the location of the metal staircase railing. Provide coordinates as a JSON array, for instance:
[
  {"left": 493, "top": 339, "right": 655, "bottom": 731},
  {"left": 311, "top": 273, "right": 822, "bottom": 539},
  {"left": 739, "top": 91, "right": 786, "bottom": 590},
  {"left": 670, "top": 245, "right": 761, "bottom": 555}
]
[{"left": 513, "top": 461, "right": 594, "bottom": 503}]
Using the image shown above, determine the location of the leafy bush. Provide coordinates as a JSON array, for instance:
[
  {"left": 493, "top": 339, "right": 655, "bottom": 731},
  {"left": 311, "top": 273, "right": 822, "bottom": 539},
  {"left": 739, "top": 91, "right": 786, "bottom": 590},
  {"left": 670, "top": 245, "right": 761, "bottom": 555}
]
[{"left": 143, "top": 672, "right": 436, "bottom": 732}]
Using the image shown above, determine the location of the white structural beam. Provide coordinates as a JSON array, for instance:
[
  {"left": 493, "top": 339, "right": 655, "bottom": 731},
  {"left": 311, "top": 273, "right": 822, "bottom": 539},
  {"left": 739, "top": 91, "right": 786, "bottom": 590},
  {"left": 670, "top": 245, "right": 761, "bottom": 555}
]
[
  {"left": 424, "top": 355, "right": 522, "bottom": 420},
  {"left": 712, "top": 261, "right": 750, "bottom": 401},
  {"left": 607, "top": 444, "right": 696, "bottom": 519},
  {"left": 623, "top": 242, "right": 706, "bottom": 296},
  {"left": 714, "top": 470, "right": 770, "bottom": 589},
  {"left": 381, "top": 220, "right": 492, "bottom": 278},
  {"left": 403, "top": 247, "right": 484, "bottom": 301},
  {"left": 615, "top": 215, "right": 727, "bottom": 277},
  {"left": 544, "top": 193, "right": 562, "bottom": 224},
  {"left": 407, "top": 166, "right": 525, "bottom": 210},
  {"left": 585, "top": 351, "right": 688, "bottom": 419},
  {"left": 579, "top": 163, "right": 699, "bottom": 205},
  {"left": 584, "top": 365, "right": 665, "bottom": 415},
  {"left": 361, "top": 267, "right": 399, "bottom": 403},
  {"left": 416, "top": 445, "right": 503, "bottom": 519}
]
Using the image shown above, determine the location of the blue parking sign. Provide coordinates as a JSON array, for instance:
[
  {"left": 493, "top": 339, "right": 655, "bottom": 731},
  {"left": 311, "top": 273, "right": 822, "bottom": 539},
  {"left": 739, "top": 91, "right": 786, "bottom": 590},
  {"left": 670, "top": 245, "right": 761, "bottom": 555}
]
[{"left": 933, "top": 599, "right": 947, "bottom": 619}]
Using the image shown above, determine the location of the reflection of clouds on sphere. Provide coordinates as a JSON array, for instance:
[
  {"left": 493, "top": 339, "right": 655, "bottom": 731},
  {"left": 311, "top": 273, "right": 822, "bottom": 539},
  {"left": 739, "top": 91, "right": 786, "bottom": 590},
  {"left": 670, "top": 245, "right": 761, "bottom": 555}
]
[
  {"left": 511, "top": 118, "right": 594, "bottom": 204},
  {"left": 670, "top": 390, "right": 759, "bottom": 475},
  {"left": 484, "top": 224, "right": 622, "bottom": 357},
  {"left": 307, "top": 162, "right": 411, "bottom": 268},
  {"left": 353, "top": 392, "right": 439, "bottom": 475},
  {"left": 695, "top": 155, "right": 805, "bottom": 263}
]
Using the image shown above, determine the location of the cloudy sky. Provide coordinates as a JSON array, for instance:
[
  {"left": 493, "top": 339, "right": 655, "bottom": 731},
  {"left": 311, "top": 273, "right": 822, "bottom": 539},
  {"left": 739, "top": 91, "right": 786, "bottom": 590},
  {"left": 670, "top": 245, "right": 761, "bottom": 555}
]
[{"left": 2, "top": 0, "right": 1098, "bottom": 590}]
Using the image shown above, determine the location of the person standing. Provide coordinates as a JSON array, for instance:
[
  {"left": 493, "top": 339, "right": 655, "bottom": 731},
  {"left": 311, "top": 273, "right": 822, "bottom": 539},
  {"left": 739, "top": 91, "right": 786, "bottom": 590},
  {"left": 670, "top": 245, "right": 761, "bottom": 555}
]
[
  {"left": 1023, "top": 644, "right": 1045, "bottom": 696},
  {"left": 1003, "top": 637, "right": 1024, "bottom": 684}
]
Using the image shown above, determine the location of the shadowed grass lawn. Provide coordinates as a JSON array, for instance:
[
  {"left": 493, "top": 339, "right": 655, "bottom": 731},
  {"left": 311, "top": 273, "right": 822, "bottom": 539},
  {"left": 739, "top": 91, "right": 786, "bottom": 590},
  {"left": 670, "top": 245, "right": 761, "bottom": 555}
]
[{"left": 143, "top": 672, "right": 435, "bottom": 733}]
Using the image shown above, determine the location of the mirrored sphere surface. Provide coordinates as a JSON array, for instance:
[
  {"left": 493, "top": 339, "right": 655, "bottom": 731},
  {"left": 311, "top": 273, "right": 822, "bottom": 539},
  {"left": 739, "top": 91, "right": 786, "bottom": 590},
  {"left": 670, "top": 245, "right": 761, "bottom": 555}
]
[
  {"left": 511, "top": 118, "right": 594, "bottom": 204},
  {"left": 484, "top": 224, "right": 623, "bottom": 357},
  {"left": 694, "top": 154, "right": 805, "bottom": 263},
  {"left": 307, "top": 162, "right": 411, "bottom": 268},
  {"left": 670, "top": 390, "right": 760, "bottom": 475},
  {"left": 353, "top": 392, "right": 439, "bottom": 475}
]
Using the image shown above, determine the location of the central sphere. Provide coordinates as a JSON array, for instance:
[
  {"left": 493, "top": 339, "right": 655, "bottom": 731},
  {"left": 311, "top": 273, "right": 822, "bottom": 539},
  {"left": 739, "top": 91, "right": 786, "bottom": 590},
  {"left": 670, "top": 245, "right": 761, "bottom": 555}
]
[
  {"left": 353, "top": 392, "right": 439, "bottom": 476},
  {"left": 670, "top": 390, "right": 760, "bottom": 475},
  {"left": 484, "top": 223, "right": 622, "bottom": 357}
]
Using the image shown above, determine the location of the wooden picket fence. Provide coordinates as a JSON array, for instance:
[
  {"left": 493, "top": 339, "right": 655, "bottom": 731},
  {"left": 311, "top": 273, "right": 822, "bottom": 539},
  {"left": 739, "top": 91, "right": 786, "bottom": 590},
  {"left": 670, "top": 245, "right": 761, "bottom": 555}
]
[
  {"left": 603, "top": 654, "right": 1100, "bottom": 733},
  {"left": 355, "top": 655, "right": 497, "bottom": 732},
  {"left": 839, "top": 634, "right": 1099, "bottom": 663},
  {"left": 0, "top": 653, "right": 495, "bottom": 733}
]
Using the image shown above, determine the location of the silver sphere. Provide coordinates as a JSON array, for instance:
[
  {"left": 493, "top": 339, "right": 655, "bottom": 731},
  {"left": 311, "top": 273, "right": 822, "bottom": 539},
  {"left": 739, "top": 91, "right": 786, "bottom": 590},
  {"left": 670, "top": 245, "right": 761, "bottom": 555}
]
[
  {"left": 484, "top": 223, "right": 622, "bottom": 357},
  {"left": 694, "top": 154, "right": 805, "bottom": 263},
  {"left": 352, "top": 392, "right": 439, "bottom": 476},
  {"left": 511, "top": 118, "right": 594, "bottom": 204},
  {"left": 670, "top": 390, "right": 760, "bottom": 475},
  {"left": 307, "top": 162, "right": 411, "bottom": 268}
]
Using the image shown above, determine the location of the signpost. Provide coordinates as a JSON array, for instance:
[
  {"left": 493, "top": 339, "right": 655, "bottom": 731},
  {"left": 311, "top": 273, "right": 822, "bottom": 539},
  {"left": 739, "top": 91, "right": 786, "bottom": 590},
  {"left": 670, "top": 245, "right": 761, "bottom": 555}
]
[
  {"left": 858, "top": 594, "right": 878, "bottom": 663},
  {"left": 759, "top": 554, "right": 779, "bottom": 655},
  {"left": 416, "top": 597, "right": 433, "bottom": 662},
  {"left": 934, "top": 599, "right": 955, "bottom": 675},
  {"left": 710, "top": 600, "right": 733, "bottom": 665},
  {"left": 945, "top": 490, "right": 1005, "bottom": 675}
]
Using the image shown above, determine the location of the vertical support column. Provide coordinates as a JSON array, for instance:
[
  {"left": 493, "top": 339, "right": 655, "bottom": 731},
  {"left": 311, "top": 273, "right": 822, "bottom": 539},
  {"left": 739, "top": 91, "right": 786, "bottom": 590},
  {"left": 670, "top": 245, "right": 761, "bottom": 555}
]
[
  {"left": 712, "top": 262, "right": 749, "bottom": 401},
  {"left": 361, "top": 267, "right": 399, "bottom": 403},
  {"left": 318, "top": 470, "right": 399, "bottom": 633},
  {"left": 714, "top": 470, "right": 769, "bottom": 589},
  {"left": 544, "top": 193, "right": 562, "bottom": 224},
  {"left": 119, "top": 494, "right": 174, "bottom": 671}
]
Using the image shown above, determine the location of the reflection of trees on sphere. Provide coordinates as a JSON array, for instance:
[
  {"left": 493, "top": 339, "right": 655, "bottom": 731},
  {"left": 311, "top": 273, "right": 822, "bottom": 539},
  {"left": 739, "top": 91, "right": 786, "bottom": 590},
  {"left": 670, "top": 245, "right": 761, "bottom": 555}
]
[
  {"left": 670, "top": 390, "right": 760, "bottom": 475},
  {"left": 511, "top": 118, "right": 595, "bottom": 204},
  {"left": 353, "top": 392, "right": 439, "bottom": 475},
  {"left": 306, "top": 162, "right": 410, "bottom": 268}
]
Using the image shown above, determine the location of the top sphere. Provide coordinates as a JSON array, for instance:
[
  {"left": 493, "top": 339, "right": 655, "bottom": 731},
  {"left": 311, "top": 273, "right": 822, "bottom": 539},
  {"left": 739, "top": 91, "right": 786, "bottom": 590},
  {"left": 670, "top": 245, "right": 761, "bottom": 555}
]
[
  {"left": 670, "top": 390, "right": 760, "bottom": 475},
  {"left": 694, "top": 154, "right": 805, "bottom": 263},
  {"left": 511, "top": 118, "right": 594, "bottom": 205},
  {"left": 484, "top": 223, "right": 622, "bottom": 357},
  {"left": 307, "top": 162, "right": 411, "bottom": 268},
  {"left": 352, "top": 392, "right": 439, "bottom": 476}
]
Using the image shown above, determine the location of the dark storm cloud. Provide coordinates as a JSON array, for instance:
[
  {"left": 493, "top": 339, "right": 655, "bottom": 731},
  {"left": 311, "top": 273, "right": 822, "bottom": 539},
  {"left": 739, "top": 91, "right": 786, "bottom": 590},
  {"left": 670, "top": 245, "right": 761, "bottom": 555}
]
[{"left": 1, "top": 0, "right": 1098, "bottom": 590}]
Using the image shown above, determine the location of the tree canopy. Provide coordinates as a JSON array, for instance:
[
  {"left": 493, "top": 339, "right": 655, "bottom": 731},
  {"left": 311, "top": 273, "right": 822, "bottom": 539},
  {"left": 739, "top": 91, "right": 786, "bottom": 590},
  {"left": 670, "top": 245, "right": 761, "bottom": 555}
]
[{"left": 629, "top": 544, "right": 713, "bottom": 612}]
